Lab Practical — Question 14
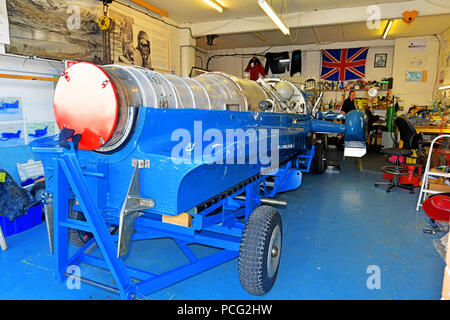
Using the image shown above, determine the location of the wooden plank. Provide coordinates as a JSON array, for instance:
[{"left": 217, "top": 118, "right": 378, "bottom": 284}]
[
  {"left": 130, "top": 0, "right": 168, "bottom": 17},
  {"left": 442, "top": 266, "right": 450, "bottom": 300},
  {"left": 0, "top": 73, "right": 59, "bottom": 82},
  {"left": 0, "top": 226, "right": 7, "bottom": 251},
  {"left": 162, "top": 212, "right": 192, "bottom": 227}
]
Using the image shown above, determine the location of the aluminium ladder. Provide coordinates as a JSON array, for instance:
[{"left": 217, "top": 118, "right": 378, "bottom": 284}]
[{"left": 416, "top": 134, "right": 450, "bottom": 211}]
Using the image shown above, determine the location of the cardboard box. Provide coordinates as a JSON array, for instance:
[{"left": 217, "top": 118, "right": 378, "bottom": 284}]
[{"left": 428, "top": 179, "right": 450, "bottom": 192}]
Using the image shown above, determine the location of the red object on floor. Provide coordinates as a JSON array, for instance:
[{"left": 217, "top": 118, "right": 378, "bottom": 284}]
[
  {"left": 422, "top": 194, "right": 450, "bottom": 222},
  {"left": 382, "top": 164, "right": 423, "bottom": 187}
]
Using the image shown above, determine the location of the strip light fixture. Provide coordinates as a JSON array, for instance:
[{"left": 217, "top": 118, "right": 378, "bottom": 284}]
[
  {"left": 203, "top": 0, "right": 224, "bottom": 12},
  {"left": 382, "top": 20, "right": 393, "bottom": 39},
  {"left": 257, "top": 0, "right": 290, "bottom": 36},
  {"left": 438, "top": 85, "right": 450, "bottom": 90}
]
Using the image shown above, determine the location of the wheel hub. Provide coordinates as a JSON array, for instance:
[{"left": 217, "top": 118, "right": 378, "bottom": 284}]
[
  {"left": 267, "top": 225, "right": 281, "bottom": 278},
  {"left": 271, "top": 245, "right": 278, "bottom": 257}
]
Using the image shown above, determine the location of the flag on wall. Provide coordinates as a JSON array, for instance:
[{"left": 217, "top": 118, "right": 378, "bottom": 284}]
[{"left": 320, "top": 47, "right": 369, "bottom": 81}]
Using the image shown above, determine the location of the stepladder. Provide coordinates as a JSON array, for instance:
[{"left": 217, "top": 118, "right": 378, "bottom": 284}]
[{"left": 416, "top": 134, "right": 450, "bottom": 211}]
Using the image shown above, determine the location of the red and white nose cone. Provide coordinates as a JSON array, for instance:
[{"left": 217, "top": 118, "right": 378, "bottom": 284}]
[{"left": 53, "top": 62, "right": 119, "bottom": 150}]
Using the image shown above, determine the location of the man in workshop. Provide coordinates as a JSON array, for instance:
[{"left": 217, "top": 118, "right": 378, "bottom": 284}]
[
  {"left": 341, "top": 90, "right": 356, "bottom": 114},
  {"left": 337, "top": 90, "right": 356, "bottom": 148}
]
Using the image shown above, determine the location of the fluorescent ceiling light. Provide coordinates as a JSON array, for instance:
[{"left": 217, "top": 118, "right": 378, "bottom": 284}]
[
  {"left": 438, "top": 85, "right": 450, "bottom": 90},
  {"left": 203, "top": 0, "right": 223, "bottom": 12},
  {"left": 257, "top": 0, "right": 290, "bottom": 36},
  {"left": 382, "top": 20, "right": 393, "bottom": 39}
]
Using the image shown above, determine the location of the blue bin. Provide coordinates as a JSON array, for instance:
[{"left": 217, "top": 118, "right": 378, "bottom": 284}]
[{"left": 0, "top": 204, "right": 43, "bottom": 237}]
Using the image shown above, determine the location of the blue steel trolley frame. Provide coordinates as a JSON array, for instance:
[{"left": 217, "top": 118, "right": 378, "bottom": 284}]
[
  {"left": 35, "top": 141, "right": 313, "bottom": 299},
  {"left": 32, "top": 106, "right": 362, "bottom": 299}
]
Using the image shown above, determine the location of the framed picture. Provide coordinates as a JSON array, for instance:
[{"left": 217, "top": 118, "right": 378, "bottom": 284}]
[{"left": 374, "top": 53, "right": 387, "bottom": 68}]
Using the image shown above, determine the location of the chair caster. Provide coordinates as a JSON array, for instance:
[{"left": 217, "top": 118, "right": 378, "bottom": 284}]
[
  {"left": 409, "top": 190, "right": 414, "bottom": 194},
  {"left": 386, "top": 189, "right": 391, "bottom": 193},
  {"left": 374, "top": 184, "right": 379, "bottom": 187}
]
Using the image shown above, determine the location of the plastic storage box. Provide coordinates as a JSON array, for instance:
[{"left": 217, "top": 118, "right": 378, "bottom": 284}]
[{"left": 0, "top": 204, "right": 43, "bottom": 237}]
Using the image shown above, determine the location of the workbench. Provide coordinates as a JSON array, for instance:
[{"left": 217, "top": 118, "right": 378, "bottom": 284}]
[{"left": 414, "top": 125, "right": 450, "bottom": 135}]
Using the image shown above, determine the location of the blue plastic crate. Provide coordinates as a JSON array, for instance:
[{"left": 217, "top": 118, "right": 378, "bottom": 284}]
[{"left": 0, "top": 204, "right": 43, "bottom": 237}]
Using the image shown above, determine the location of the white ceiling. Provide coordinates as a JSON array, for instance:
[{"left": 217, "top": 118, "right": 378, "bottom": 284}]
[
  {"left": 195, "top": 14, "right": 450, "bottom": 49},
  {"left": 144, "top": 0, "right": 412, "bottom": 24}
]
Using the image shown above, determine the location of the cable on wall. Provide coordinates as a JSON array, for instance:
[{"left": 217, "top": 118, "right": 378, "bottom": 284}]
[{"left": 114, "top": 0, "right": 197, "bottom": 39}]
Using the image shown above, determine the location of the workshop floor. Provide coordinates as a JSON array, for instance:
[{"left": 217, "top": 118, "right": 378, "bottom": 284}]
[{"left": 0, "top": 149, "right": 445, "bottom": 300}]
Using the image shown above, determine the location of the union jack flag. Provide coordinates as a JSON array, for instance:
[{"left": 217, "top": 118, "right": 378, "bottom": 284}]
[{"left": 320, "top": 47, "right": 369, "bottom": 81}]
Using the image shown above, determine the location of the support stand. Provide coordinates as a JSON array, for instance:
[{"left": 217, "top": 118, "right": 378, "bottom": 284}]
[{"left": 0, "top": 225, "right": 7, "bottom": 251}]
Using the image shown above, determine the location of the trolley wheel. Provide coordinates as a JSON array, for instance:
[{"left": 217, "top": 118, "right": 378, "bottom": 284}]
[
  {"left": 386, "top": 189, "right": 391, "bottom": 193},
  {"left": 68, "top": 199, "right": 93, "bottom": 247},
  {"left": 30, "top": 181, "right": 46, "bottom": 203},
  {"left": 238, "top": 205, "right": 282, "bottom": 296},
  {"left": 310, "top": 141, "right": 326, "bottom": 174},
  {"left": 409, "top": 190, "right": 415, "bottom": 194},
  {"left": 374, "top": 183, "right": 379, "bottom": 187}
]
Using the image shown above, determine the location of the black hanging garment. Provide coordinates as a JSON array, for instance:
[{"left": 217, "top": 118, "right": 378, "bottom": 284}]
[
  {"left": 264, "top": 51, "right": 290, "bottom": 75},
  {"left": 290, "top": 50, "right": 302, "bottom": 76}
]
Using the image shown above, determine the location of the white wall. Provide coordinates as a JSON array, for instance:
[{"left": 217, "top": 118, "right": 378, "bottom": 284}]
[
  {"left": 208, "top": 40, "right": 395, "bottom": 82},
  {"left": 391, "top": 35, "right": 440, "bottom": 113},
  {"left": 436, "top": 27, "right": 450, "bottom": 106},
  {"left": 109, "top": 1, "right": 188, "bottom": 76},
  {"left": 0, "top": 54, "right": 64, "bottom": 141}
]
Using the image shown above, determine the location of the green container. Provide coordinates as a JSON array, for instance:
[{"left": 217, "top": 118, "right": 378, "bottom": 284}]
[{"left": 386, "top": 105, "right": 396, "bottom": 132}]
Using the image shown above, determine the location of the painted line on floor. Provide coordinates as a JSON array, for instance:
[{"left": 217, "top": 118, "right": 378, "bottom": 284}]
[
  {"left": 21, "top": 259, "right": 53, "bottom": 273},
  {"left": 359, "top": 158, "right": 363, "bottom": 171}
]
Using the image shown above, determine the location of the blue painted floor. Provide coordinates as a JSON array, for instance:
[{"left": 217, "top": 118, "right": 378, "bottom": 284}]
[{"left": 0, "top": 150, "right": 445, "bottom": 300}]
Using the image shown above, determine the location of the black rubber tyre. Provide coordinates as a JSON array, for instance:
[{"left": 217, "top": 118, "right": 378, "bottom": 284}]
[
  {"left": 68, "top": 199, "right": 94, "bottom": 247},
  {"left": 238, "top": 205, "right": 282, "bottom": 296},
  {"left": 310, "top": 141, "right": 326, "bottom": 174},
  {"left": 30, "top": 181, "right": 46, "bottom": 203}
]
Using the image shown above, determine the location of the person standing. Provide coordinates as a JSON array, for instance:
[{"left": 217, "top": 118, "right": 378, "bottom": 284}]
[{"left": 341, "top": 90, "right": 356, "bottom": 114}]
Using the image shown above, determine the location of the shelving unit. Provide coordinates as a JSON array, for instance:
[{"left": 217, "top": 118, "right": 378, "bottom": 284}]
[{"left": 320, "top": 88, "right": 392, "bottom": 111}]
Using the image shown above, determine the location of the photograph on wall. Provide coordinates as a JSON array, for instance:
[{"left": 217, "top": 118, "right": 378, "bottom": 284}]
[
  {"left": 5, "top": 0, "right": 102, "bottom": 62},
  {"left": 109, "top": 9, "right": 134, "bottom": 65},
  {"left": 405, "top": 71, "right": 426, "bottom": 82},
  {"left": 25, "top": 121, "right": 56, "bottom": 144},
  {"left": 0, "top": 0, "right": 10, "bottom": 44},
  {"left": 0, "top": 97, "right": 22, "bottom": 121},
  {"left": 110, "top": 9, "right": 152, "bottom": 69},
  {"left": 149, "top": 27, "right": 170, "bottom": 71},
  {"left": 374, "top": 53, "right": 387, "bottom": 68},
  {"left": 439, "top": 71, "right": 445, "bottom": 84},
  {"left": 0, "top": 122, "right": 24, "bottom": 147}
]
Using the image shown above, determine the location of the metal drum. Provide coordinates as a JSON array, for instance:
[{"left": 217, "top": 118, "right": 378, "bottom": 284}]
[{"left": 53, "top": 63, "right": 279, "bottom": 152}]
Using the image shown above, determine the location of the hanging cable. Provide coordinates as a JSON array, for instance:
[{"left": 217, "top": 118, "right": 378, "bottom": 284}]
[{"left": 206, "top": 47, "right": 274, "bottom": 70}]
